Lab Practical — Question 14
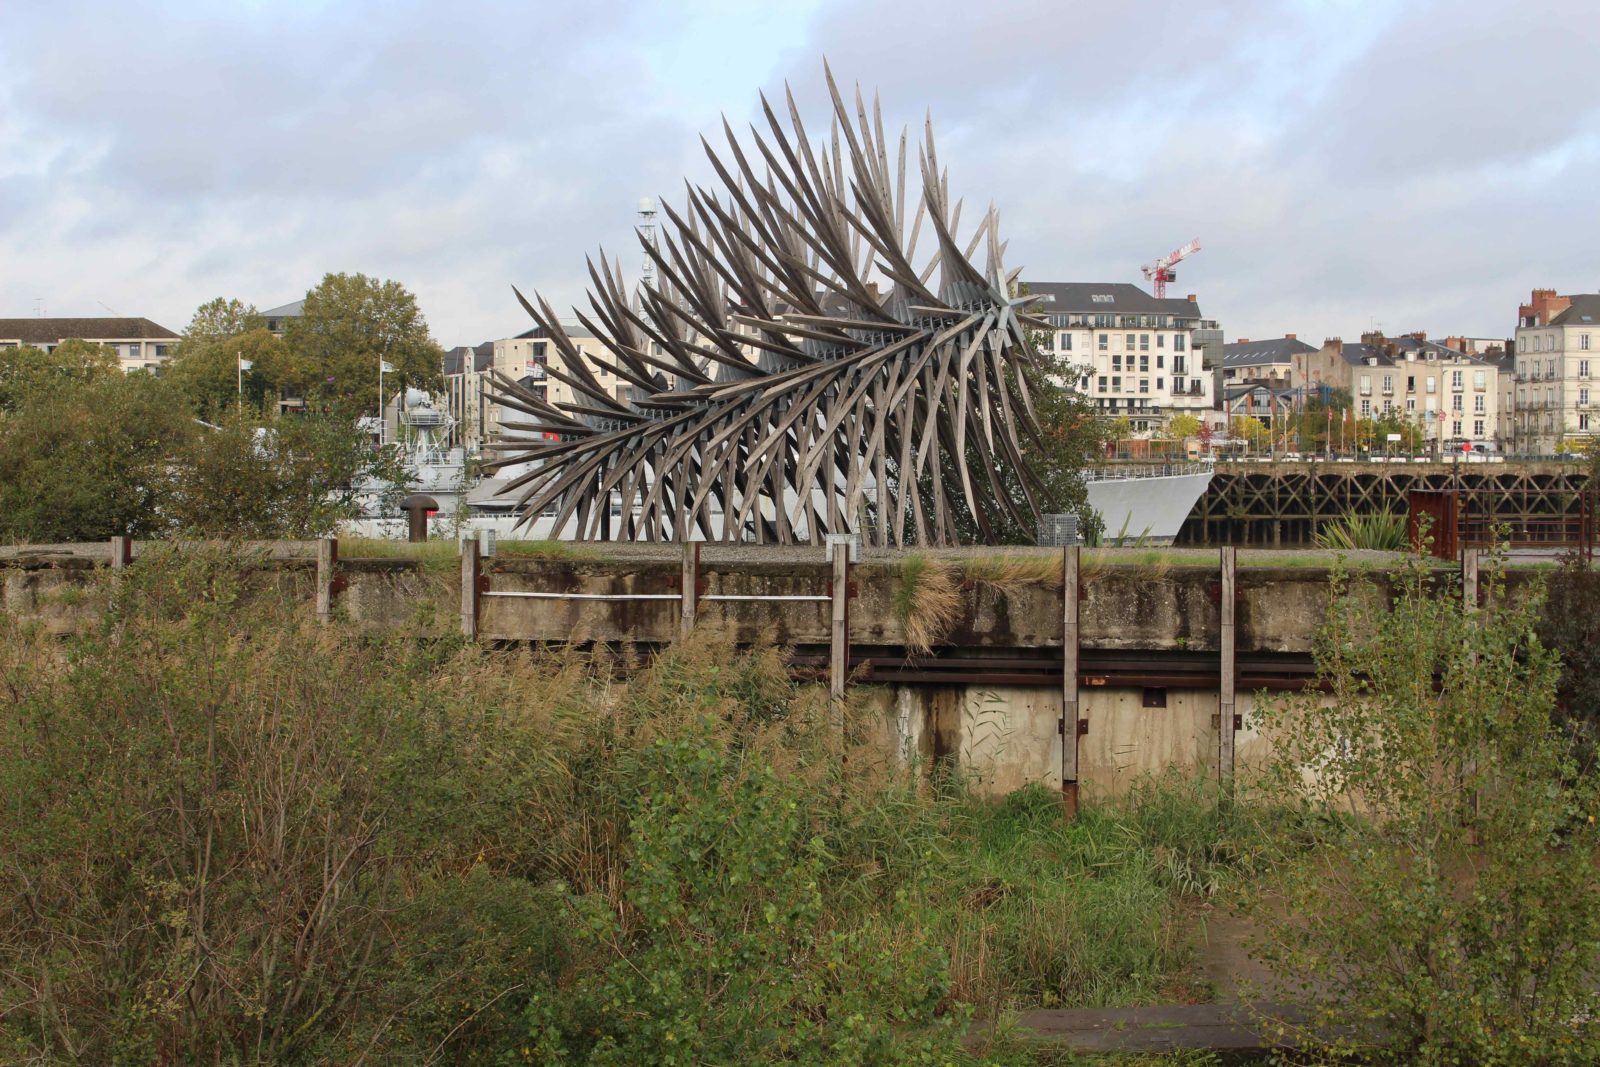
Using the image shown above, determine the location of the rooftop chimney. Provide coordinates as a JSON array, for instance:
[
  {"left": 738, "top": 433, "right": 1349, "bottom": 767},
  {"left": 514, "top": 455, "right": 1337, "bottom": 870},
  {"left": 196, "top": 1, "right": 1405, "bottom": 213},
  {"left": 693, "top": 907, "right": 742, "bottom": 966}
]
[
  {"left": 1236, "top": 337, "right": 1251, "bottom": 344},
  {"left": 1185, "top": 293, "right": 1197, "bottom": 303},
  {"left": 1284, "top": 333, "right": 1297, "bottom": 341}
]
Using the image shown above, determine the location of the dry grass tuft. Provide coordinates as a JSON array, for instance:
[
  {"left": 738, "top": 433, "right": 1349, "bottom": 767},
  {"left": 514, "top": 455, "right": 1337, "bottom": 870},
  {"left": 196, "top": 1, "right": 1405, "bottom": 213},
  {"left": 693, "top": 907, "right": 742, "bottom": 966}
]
[
  {"left": 895, "top": 555, "right": 962, "bottom": 655},
  {"left": 962, "top": 553, "right": 1064, "bottom": 599}
]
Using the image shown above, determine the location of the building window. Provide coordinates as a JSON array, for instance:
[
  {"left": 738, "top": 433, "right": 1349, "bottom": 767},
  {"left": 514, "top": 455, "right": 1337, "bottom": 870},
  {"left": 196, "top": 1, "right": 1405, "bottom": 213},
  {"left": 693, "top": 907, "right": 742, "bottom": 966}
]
[
  {"left": 1098, "top": 333, "right": 1108, "bottom": 351},
  {"left": 1547, "top": 359, "right": 1555, "bottom": 377},
  {"left": 1451, "top": 370, "right": 1464, "bottom": 389},
  {"left": 127, "top": 343, "right": 141, "bottom": 357},
  {"left": 1580, "top": 388, "right": 1590, "bottom": 407},
  {"left": 1139, "top": 378, "right": 1149, "bottom": 394},
  {"left": 1097, "top": 376, "right": 1107, "bottom": 392},
  {"left": 1157, "top": 378, "right": 1165, "bottom": 391},
  {"left": 1139, "top": 354, "right": 1149, "bottom": 372},
  {"left": 1124, "top": 333, "right": 1135, "bottom": 348},
  {"left": 1140, "top": 334, "right": 1150, "bottom": 351},
  {"left": 1175, "top": 334, "right": 1186, "bottom": 352},
  {"left": 1474, "top": 395, "right": 1485, "bottom": 413},
  {"left": 1452, "top": 394, "right": 1463, "bottom": 411},
  {"left": 1474, "top": 419, "right": 1484, "bottom": 437},
  {"left": 1382, "top": 374, "right": 1393, "bottom": 394},
  {"left": 1426, "top": 377, "right": 1436, "bottom": 394},
  {"left": 1156, "top": 355, "right": 1164, "bottom": 369},
  {"left": 1452, "top": 420, "right": 1462, "bottom": 437},
  {"left": 155, "top": 344, "right": 168, "bottom": 357},
  {"left": 1473, "top": 370, "right": 1486, "bottom": 390},
  {"left": 1406, "top": 375, "right": 1415, "bottom": 392},
  {"left": 1406, "top": 398, "right": 1417, "bottom": 412},
  {"left": 1582, "top": 334, "right": 1591, "bottom": 351},
  {"left": 1359, "top": 375, "right": 1372, "bottom": 396},
  {"left": 1059, "top": 333, "right": 1072, "bottom": 351},
  {"left": 1157, "top": 334, "right": 1166, "bottom": 349},
  {"left": 1580, "top": 413, "right": 1591, "bottom": 430},
  {"left": 1174, "top": 356, "right": 1186, "bottom": 375},
  {"left": 1581, "top": 360, "right": 1591, "bottom": 378},
  {"left": 1112, "top": 354, "right": 1121, "bottom": 370},
  {"left": 1111, "top": 376, "right": 1121, "bottom": 392}
]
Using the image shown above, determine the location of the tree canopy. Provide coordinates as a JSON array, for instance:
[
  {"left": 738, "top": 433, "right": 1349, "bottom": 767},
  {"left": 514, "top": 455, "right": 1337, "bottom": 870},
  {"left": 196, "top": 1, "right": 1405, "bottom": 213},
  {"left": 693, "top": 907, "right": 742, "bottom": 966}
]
[
  {"left": 282, "top": 273, "right": 443, "bottom": 413},
  {"left": 0, "top": 342, "right": 120, "bottom": 412},
  {"left": 164, "top": 328, "right": 291, "bottom": 415}
]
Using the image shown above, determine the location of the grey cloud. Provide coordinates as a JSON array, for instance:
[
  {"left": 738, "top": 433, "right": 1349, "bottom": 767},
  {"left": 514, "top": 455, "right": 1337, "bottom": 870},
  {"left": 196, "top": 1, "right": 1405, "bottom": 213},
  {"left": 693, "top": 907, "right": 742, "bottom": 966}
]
[{"left": 1, "top": 0, "right": 1595, "bottom": 349}]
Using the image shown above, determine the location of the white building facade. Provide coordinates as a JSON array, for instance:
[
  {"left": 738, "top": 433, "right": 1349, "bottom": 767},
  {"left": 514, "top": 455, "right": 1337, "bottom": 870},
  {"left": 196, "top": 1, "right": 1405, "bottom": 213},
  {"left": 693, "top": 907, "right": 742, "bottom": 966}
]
[
  {"left": 1024, "top": 282, "right": 1221, "bottom": 434},
  {"left": 1510, "top": 289, "right": 1598, "bottom": 454}
]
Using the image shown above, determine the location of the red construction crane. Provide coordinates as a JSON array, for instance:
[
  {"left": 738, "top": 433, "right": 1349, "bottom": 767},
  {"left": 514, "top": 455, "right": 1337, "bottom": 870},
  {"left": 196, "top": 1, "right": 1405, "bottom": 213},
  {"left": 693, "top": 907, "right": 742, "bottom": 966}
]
[{"left": 1141, "top": 238, "right": 1201, "bottom": 299}]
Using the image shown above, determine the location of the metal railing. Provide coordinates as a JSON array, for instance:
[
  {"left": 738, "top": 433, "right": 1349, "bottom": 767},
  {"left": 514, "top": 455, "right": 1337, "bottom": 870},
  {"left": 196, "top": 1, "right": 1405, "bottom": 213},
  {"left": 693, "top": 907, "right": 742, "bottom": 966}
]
[{"left": 1085, "top": 461, "right": 1214, "bottom": 482}]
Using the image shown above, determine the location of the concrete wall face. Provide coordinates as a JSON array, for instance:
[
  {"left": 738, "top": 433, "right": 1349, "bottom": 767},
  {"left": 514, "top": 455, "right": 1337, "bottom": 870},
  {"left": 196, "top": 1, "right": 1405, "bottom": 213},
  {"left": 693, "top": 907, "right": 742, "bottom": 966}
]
[{"left": 3, "top": 547, "right": 1492, "bottom": 803}]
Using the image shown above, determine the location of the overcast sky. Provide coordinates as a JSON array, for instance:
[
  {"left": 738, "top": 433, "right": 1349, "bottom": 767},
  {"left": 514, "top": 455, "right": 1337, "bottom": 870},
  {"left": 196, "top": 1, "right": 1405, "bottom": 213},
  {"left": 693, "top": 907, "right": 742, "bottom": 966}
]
[{"left": 2, "top": 0, "right": 1596, "bottom": 348}]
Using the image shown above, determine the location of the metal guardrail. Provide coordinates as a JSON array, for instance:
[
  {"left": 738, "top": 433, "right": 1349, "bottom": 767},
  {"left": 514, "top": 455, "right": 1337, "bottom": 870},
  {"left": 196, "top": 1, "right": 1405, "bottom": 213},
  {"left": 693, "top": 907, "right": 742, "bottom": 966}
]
[{"left": 1085, "top": 462, "right": 1214, "bottom": 482}]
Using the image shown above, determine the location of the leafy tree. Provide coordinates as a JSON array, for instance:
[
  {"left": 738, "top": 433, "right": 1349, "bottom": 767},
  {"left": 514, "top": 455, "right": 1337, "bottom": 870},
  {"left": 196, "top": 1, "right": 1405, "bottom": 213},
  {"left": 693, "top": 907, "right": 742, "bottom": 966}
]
[
  {"left": 168, "top": 409, "right": 410, "bottom": 538},
  {"left": 1249, "top": 556, "right": 1600, "bottom": 1062},
  {"left": 0, "top": 367, "right": 404, "bottom": 541},
  {"left": 283, "top": 273, "right": 443, "bottom": 413},
  {"left": 1165, "top": 413, "right": 1201, "bottom": 440},
  {"left": 0, "top": 372, "right": 197, "bottom": 541},
  {"left": 163, "top": 328, "right": 290, "bottom": 415},
  {"left": 182, "top": 296, "right": 264, "bottom": 341},
  {"left": 0, "top": 341, "right": 119, "bottom": 411},
  {"left": 1229, "top": 415, "right": 1269, "bottom": 449}
]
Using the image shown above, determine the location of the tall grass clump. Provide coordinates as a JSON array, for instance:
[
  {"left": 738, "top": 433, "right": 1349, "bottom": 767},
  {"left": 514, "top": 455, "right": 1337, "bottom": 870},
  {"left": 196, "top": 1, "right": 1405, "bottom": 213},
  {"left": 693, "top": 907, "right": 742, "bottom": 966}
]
[
  {"left": 894, "top": 554, "right": 962, "bottom": 654},
  {"left": 1313, "top": 509, "right": 1408, "bottom": 551},
  {"left": 963, "top": 552, "right": 1064, "bottom": 599}
]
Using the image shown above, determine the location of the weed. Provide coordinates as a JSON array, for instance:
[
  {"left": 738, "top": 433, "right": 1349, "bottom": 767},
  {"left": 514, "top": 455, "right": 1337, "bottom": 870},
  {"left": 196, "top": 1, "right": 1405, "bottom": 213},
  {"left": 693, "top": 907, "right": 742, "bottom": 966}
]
[{"left": 895, "top": 554, "right": 962, "bottom": 655}]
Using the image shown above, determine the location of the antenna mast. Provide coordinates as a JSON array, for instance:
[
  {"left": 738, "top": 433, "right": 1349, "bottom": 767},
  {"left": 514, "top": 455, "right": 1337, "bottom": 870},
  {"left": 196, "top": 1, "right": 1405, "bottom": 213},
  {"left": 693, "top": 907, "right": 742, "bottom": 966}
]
[{"left": 637, "top": 196, "right": 659, "bottom": 302}]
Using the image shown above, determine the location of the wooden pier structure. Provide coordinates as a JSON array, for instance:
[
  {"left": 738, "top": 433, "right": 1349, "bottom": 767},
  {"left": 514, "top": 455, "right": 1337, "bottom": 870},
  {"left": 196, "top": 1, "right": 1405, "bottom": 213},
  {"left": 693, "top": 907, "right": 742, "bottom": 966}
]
[{"left": 1181, "top": 460, "right": 1596, "bottom": 549}]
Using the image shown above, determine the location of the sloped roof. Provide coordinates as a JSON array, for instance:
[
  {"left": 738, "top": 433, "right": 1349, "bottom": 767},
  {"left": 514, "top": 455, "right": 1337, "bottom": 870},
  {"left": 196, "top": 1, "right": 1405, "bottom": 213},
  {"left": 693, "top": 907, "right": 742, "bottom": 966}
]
[
  {"left": 442, "top": 341, "right": 494, "bottom": 375},
  {"left": 261, "top": 299, "right": 305, "bottom": 319},
  {"left": 1221, "top": 336, "right": 1315, "bottom": 367},
  {"left": 0, "top": 317, "right": 180, "bottom": 344},
  {"left": 1023, "top": 282, "right": 1201, "bottom": 317},
  {"left": 1550, "top": 294, "right": 1600, "bottom": 327}
]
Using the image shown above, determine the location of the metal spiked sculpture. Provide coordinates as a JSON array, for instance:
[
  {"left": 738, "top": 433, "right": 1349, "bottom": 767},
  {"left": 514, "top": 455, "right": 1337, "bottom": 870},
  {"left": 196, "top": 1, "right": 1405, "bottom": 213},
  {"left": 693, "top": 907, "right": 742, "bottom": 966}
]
[{"left": 485, "top": 68, "right": 1051, "bottom": 545}]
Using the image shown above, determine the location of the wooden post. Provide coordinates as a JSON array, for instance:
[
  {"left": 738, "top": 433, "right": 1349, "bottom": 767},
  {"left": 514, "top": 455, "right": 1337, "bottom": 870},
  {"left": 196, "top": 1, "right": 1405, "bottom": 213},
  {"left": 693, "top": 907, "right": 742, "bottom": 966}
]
[
  {"left": 1461, "top": 546, "right": 1479, "bottom": 615},
  {"left": 829, "top": 542, "right": 850, "bottom": 702},
  {"left": 109, "top": 536, "right": 132, "bottom": 570},
  {"left": 679, "top": 541, "right": 699, "bottom": 639},
  {"left": 461, "top": 537, "right": 480, "bottom": 639},
  {"left": 315, "top": 538, "right": 338, "bottom": 623},
  {"left": 1219, "top": 547, "right": 1237, "bottom": 787},
  {"left": 1062, "top": 545, "right": 1081, "bottom": 820}
]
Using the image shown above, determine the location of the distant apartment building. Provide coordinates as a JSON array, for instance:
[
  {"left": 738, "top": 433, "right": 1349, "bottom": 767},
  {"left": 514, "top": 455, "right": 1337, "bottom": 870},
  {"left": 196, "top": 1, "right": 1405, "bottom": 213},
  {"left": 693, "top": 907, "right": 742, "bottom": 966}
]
[
  {"left": 441, "top": 322, "right": 628, "bottom": 453},
  {"left": 0, "top": 317, "right": 180, "bottom": 372},
  {"left": 1025, "top": 282, "right": 1222, "bottom": 434},
  {"left": 442, "top": 342, "right": 494, "bottom": 451},
  {"left": 1293, "top": 332, "right": 1499, "bottom": 447},
  {"left": 261, "top": 299, "right": 305, "bottom": 335},
  {"left": 1214, "top": 334, "right": 1313, "bottom": 398},
  {"left": 1508, "top": 288, "right": 1598, "bottom": 453}
]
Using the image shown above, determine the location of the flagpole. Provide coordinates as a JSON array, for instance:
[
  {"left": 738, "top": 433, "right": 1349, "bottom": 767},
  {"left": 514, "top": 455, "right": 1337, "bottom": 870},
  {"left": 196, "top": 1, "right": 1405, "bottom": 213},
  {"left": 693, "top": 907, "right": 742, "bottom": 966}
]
[{"left": 378, "top": 362, "right": 385, "bottom": 446}]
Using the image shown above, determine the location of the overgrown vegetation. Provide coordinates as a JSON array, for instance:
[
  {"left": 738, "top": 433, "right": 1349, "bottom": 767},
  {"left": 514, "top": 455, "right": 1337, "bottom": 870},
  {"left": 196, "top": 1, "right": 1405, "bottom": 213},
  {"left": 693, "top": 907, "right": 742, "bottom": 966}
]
[
  {"left": 1247, "top": 553, "right": 1600, "bottom": 1063},
  {"left": 0, "top": 549, "right": 1232, "bottom": 1065}
]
